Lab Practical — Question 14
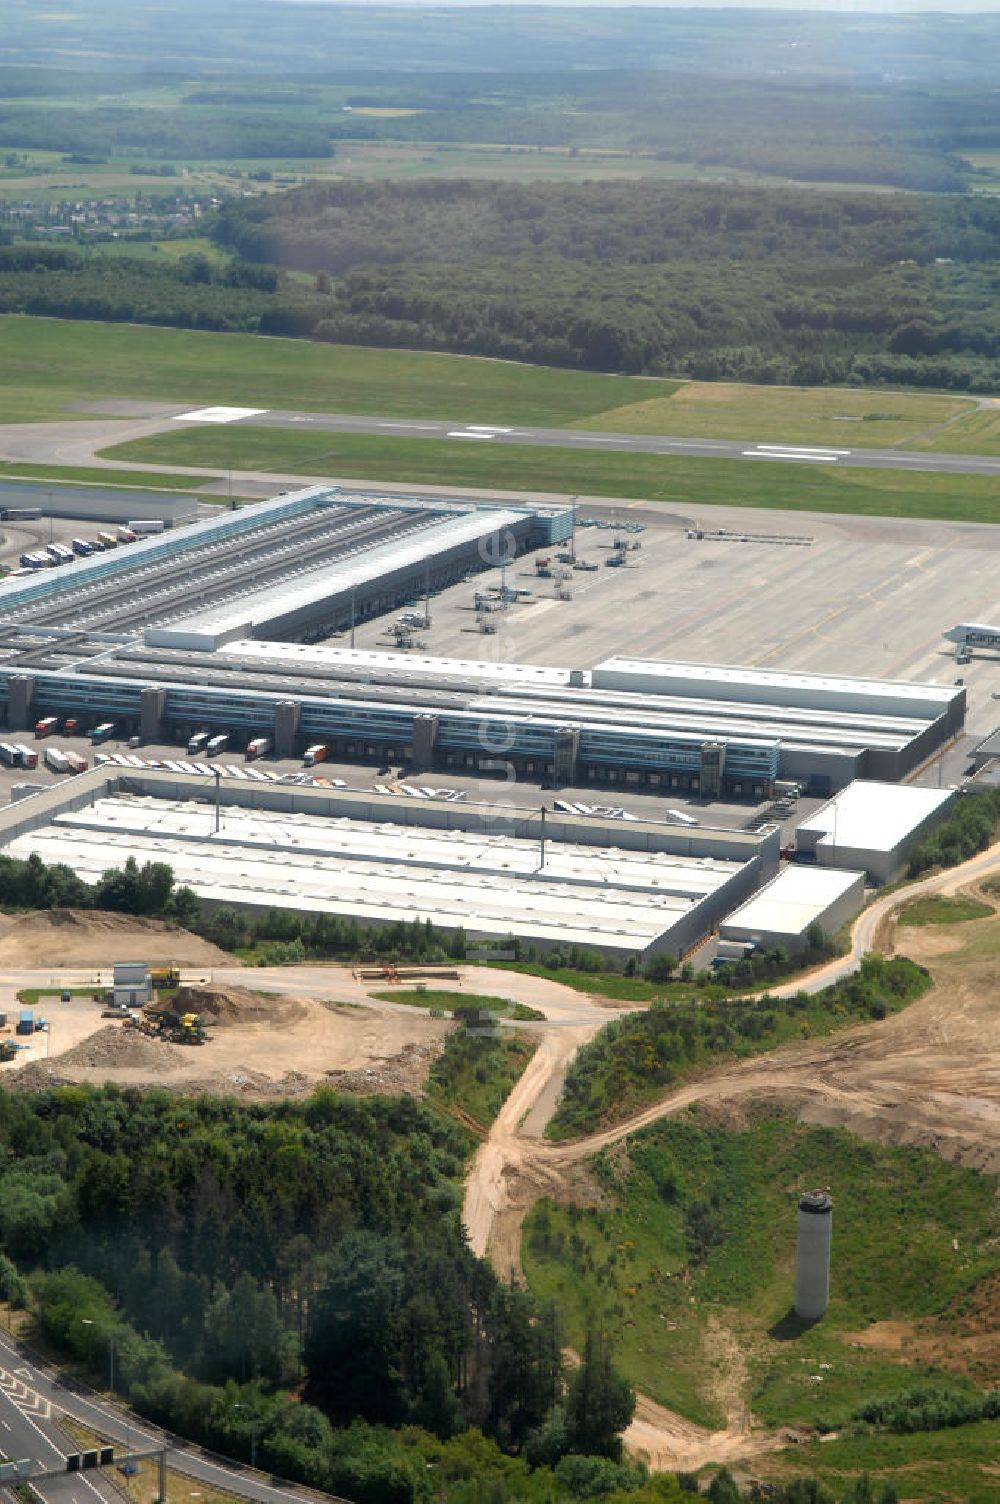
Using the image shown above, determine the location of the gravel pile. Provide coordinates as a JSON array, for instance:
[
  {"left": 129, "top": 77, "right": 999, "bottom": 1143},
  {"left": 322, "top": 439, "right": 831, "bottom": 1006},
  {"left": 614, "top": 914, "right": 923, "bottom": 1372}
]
[
  {"left": 58, "top": 1025, "right": 177, "bottom": 1070},
  {"left": 326, "top": 1040, "right": 442, "bottom": 1098}
]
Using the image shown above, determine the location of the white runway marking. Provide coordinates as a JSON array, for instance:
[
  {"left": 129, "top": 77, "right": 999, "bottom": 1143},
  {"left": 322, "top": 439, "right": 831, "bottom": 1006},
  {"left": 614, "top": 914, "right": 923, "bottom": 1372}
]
[
  {"left": 173, "top": 406, "right": 269, "bottom": 424},
  {"left": 446, "top": 432, "right": 494, "bottom": 440},
  {"left": 753, "top": 444, "right": 852, "bottom": 456},
  {"left": 743, "top": 451, "right": 840, "bottom": 463}
]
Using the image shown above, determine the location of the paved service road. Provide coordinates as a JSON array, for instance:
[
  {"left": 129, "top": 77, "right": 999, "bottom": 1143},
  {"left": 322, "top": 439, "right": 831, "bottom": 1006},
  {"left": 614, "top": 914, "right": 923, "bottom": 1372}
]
[
  {"left": 236, "top": 409, "right": 1000, "bottom": 479},
  {"left": 0, "top": 1331, "right": 349, "bottom": 1504}
]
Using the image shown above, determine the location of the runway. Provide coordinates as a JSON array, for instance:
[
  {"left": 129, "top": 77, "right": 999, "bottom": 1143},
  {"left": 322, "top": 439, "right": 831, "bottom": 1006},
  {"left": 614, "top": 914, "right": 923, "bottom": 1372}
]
[{"left": 222, "top": 407, "right": 1000, "bottom": 478}]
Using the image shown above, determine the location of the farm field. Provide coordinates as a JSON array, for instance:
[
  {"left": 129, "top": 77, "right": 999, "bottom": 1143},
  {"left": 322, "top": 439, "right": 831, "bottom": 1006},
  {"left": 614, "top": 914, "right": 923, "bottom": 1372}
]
[
  {"left": 104, "top": 425, "right": 1000, "bottom": 525},
  {"left": 288, "top": 141, "right": 806, "bottom": 186}
]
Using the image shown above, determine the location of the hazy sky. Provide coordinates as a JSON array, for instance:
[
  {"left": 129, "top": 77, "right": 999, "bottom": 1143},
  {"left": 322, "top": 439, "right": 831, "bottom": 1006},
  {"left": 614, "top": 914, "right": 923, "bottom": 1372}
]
[{"left": 296, "top": 0, "right": 1000, "bottom": 11}]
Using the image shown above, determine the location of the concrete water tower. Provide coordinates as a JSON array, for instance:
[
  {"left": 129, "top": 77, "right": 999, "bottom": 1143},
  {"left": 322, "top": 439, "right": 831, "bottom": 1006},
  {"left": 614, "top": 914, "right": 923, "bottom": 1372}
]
[{"left": 794, "top": 1190, "right": 833, "bottom": 1320}]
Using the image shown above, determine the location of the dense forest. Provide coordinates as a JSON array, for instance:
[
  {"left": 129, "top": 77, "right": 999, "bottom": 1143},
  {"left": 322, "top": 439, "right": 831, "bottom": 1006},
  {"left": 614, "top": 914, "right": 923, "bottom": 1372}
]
[
  {"left": 2, "top": 1085, "right": 616, "bottom": 1502},
  {"left": 212, "top": 181, "right": 1000, "bottom": 388},
  {"left": 0, "top": 1086, "right": 901, "bottom": 1504},
  {"left": 6, "top": 181, "right": 1000, "bottom": 388},
  {"left": 0, "top": 244, "right": 329, "bottom": 336}
]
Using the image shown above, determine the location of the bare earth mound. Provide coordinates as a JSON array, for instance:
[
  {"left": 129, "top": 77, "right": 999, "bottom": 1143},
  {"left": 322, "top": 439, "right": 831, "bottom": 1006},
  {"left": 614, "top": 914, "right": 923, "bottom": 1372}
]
[
  {"left": 168, "top": 984, "right": 306, "bottom": 1027},
  {"left": 0, "top": 910, "right": 233, "bottom": 967},
  {"left": 58, "top": 1024, "right": 182, "bottom": 1071}
]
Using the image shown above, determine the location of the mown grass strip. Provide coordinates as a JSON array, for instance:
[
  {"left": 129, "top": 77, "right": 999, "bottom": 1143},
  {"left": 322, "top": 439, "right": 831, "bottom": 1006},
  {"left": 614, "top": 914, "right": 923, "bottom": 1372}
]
[
  {"left": 899, "top": 894, "right": 994, "bottom": 926},
  {"left": 0, "top": 461, "right": 214, "bottom": 491},
  {"left": 103, "top": 425, "right": 1000, "bottom": 524}
]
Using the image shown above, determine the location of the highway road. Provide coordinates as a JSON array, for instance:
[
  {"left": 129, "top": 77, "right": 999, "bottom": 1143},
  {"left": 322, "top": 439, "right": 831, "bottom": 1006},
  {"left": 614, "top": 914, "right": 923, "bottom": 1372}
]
[
  {"left": 229, "top": 407, "right": 1000, "bottom": 479},
  {"left": 0, "top": 1345, "right": 119, "bottom": 1504},
  {"left": 0, "top": 1328, "right": 347, "bottom": 1504}
]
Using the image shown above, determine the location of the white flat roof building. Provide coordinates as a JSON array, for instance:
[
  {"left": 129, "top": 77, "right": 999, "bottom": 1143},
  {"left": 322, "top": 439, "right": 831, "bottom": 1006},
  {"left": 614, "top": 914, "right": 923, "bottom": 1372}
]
[
  {"left": 218, "top": 641, "right": 580, "bottom": 693},
  {"left": 6, "top": 793, "right": 762, "bottom": 959},
  {"left": 720, "top": 865, "right": 865, "bottom": 951},
  {"left": 795, "top": 780, "right": 956, "bottom": 883},
  {"left": 593, "top": 657, "right": 962, "bottom": 720}
]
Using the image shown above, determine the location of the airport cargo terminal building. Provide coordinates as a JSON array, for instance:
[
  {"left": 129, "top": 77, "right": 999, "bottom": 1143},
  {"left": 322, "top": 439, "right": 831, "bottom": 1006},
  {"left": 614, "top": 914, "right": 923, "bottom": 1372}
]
[{"left": 0, "top": 485, "right": 965, "bottom": 798}]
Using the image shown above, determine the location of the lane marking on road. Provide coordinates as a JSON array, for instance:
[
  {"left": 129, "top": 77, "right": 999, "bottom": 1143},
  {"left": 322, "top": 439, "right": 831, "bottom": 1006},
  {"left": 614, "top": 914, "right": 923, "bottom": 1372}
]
[
  {"left": 465, "top": 425, "right": 512, "bottom": 433},
  {"left": 446, "top": 432, "right": 494, "bottom": 440},
  {"left": 0, "top": 1368, "right": 51, "bottom": 1420},
  {"left": 376, "top": 421, "right": 440, "bottom": 430}
]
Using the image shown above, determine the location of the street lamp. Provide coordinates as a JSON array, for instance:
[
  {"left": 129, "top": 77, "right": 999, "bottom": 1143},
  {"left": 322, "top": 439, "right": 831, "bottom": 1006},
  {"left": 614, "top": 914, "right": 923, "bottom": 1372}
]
[
  {"left": 232, "top": 1403, "right": 258, "bottom": 1470},
  {"left": 83, "top": 1323, "right": 129, "bottom": 1462},
  {"left": 212, "top": 765, "right": 222, "bottom": 835},
  {"left": 80, "top": 1317, "right": 94, "bottom": 1371}
]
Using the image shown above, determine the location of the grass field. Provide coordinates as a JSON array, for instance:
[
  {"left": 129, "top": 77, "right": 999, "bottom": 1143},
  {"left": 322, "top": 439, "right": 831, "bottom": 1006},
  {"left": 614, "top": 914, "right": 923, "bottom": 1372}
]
[
  {"left": 911, "top": 403, "right": 1000, "bottom": 456},
  {"left": 105, "top": 425, "right": 1000, "bottom": 526},
  {"left": 899, "top": 894, "right": 994, "bottom": 926},
  {"left": 0, "top": 461, "right": 213, "bottom": 491},
  {"left": 0, "top": 316, "right": 680, "bottom": 427},
  {"left": 492, "top": 960, "right": 750, "bottom": 1005},
  {"left": 577, "top": 383, "right": 976, "bottom": 448},
  {"left": 371, "top": 988, "right": 544, "bottom": 1021},
  {"left": 522, "top": 1113, "right": 1000, "bottom": 1444}
]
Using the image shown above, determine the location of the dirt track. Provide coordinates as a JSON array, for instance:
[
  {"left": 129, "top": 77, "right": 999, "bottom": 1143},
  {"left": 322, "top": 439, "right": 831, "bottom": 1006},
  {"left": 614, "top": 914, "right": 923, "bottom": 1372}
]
[
  {"left": 2, "top": 855, "right": 999, "bottom": 1470},
  {"left": 459, "top": 840, "right": 1000, "bottom": 1471}
]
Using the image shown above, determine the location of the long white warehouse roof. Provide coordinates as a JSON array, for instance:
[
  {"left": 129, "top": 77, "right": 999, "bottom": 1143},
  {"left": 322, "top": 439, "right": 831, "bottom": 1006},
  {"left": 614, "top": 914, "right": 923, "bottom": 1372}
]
[
  {"left": 151, "top": 506, "right": 527, "bottom": 643},
  {"left": 219, "top": 641, "right": 578, "bottom": 691},
  {"left": 721, "top": 865, "right": 862, "bottom": 938},
  {"left": 593, "top": 657, "right": 961, "bottom": 720},
  {"left": 796, "top": 780, "right": 954, "bottom": 855},
  {"left": 7, "top": 795, "right": 750, "bottom": 953}
]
